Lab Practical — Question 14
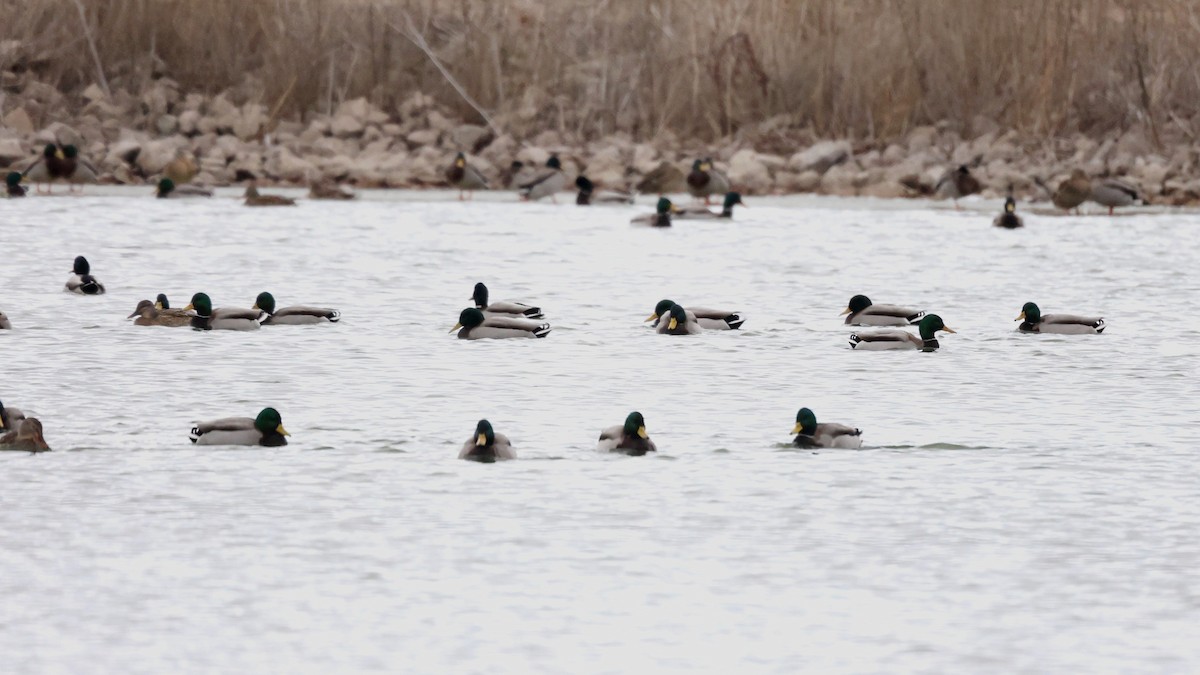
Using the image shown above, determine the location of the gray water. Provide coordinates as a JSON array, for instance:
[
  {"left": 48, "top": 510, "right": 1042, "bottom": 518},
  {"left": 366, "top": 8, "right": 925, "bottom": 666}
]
[{"left": 1, "top": 189, "right": 1196, "bottom": 673}]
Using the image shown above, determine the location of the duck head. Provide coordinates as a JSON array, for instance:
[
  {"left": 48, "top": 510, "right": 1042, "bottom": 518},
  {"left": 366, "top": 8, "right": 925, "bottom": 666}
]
[
  {"left": 252, "top": 292, "right": 277, "bottom": 315},
  {"left": 917, "top": 314, "right": 955, "bottom": 343},
  {"left": 184, "top": 292, "right": 213, "bottom": 318},
  {"left": 723, "top": 191, "right": 745, "bottom": 210},
  {"left": 1004, "top": 196, "right": 1016, "bottom": 214},
  {"left": 452, "top": 307, "right": 486, "bottom": 332},
  {"left": 5, "top": 171, "right": 21, "bottom": 188},
  {"left": 475, "top": 419, "right": 496, "bottom": 447},
  {"left": 546, "top": 155, "right": 562, "bottom": 170},
  {"left": 63, "top": 145, "right": 80, "bottom": 159},
  {"left": 157, "top": 178, "right": 175, "bottom": 198},
  {"left": 645, "top": 298, "right": 676, "bottom": 323},
  {"left": 655, "top": 197, "right": 677, "bottom": 214},
  {"left": 254, "top": 407, "right": 289, "bottom": 437},
  {"left": 1016, "top": 302, "right": 1041, "bottom": 324},
  {"left": 72, "top": 256, "right": 91, "bottom": 275},
  {"left": 623, "top": 411, "right": 648, "bottom": 439},
  {"left": 127, "top": 299, "right": 154, "bottom": 319},
  {"left": 841, "top": 294, "right": 872, "bottom": 316},
  {"left": 666, "top": 303, "right": 688, "bottom": 331},
  {"left": 471, "top": 282, "right": 489, "bottom": 308},
  {"left": 792, "top": 407, "right": 818, "bottom": 436},
  {"left": 454, "top": 152, "right": 466, "bottom": 168},
  {"left": 155, "top": 293, "right": 171, "bottom": 310}
]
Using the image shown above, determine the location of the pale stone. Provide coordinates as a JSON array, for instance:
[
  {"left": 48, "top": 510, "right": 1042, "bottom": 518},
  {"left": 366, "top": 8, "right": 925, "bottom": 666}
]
[
  {"left": 265, "top": 147, "right": 316, "bottom": 182},
  {"left": 631, "top": 144, "right": 660, "bottom": 175},
  {"left": 81, "top": 84, "right": 107, "bottom": 102},
  {"left": 2, "top": 106, "right": 34, "bottom": 134},
  {"left": 426, "top": 110, "right": 455, "bottom": 133},
  {"left": 178, "top": 110, "right": 201, "bottom": 135},
  {"left": 155, "top": 114, "right": 178, "bottom": 136},
  {"left": 0, "top": 138, "right": 25, "bottom": 165},
  {"left": 215, "top": 135, "right": 243, "bottom": 160},
  {"left": 330, "top": 114, "right": 364, "bottom": 138},
  {"left": 881, "top": 144, "right": 906, "bottom": 165},
  {"left": 108, "top": 138, "right": 143, "bottom": 165},
  {"left": 449, "top": 124, "right": 490, "bottom": 150},
  {"left": 726, "top": 148, "right": 772, "bottom": 194},
  {"left": 516, "top": 146, "right": 550, "bottom": 166},
  {"left": 787, "top": 140, "right": 851, "bottom": 175},
  {"left": 406, "top": 129, "right": 440, "bottom": 147},
  {"left": 136, "top": 139, "right": 182, "bottom": 174},
  {"left": 907, "top": 125, "right": 937, "bottom": 152}
]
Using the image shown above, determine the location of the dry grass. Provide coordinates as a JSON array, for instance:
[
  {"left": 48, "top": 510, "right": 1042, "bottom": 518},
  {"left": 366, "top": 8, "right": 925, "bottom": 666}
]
[{"left": 3, "top": 0, "right": 1200, "bottom": 143}]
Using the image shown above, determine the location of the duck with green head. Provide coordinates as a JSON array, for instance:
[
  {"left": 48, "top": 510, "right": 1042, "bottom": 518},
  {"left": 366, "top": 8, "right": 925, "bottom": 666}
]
[
  {"left": 993, "top": 196, "right": 1023, "bottom": 229},
  {"left": 452, "top": 307, "right": 551, "bottom": 340},
  {"left": 645, "top": 298, "right": 745, "bottom": 330},
  {"left": 575, "top": 175, "right": 635, "bottom": 205},
  {"left": 471, "top": 282, "right": 544, "bottom": 319},
  {"left": 850, "top": 314, "right": 955, "bottom": 351},
  {"left": 253, "top": 291, "right": 341, "bottom": 325},
  {"left": 630, "top": 197, "right": 679, "bottom": 227},
  {"left": 518, "top": 155, "right": 566, "bottom": 202},
  {"left": 686, "top": 158, "right": 731, "bottom": 204},
  {"left": 459, "top": 419, "right": 517, "bottom": 462},
  {"left": 1016, "top": 302, "right": 1104, "bottom": 334},
  {"left": 184, "top": 292, "right": 266, "bottom": 331},
  {"left": 157, "top": 178, "right": 213, "bottom": 198},
  {"left": 446, "top": 152, "right": 489, "bottom": 200},
  {"left": 22, "top": 144, "right": 66, "bottom": 193},
  {"left": 65, "top": 255, "right": 105, "bottom": 295},
  {"left": 61, "top": 145, "right": 98, "bottom": 190},
  {"left": 841, "top": 294, "right": 925, "bottom": 326},
  {"left": 655, "top": 303, "right": 703, "bottom": 335},
  {"left": 791, "top": 408, "right": 863, "bottom": 449},
  {"left": 676, "top": 191, "right": 745, "bottom": 219},
  {"left": 190, "top": 407, "right": 290, "bottom": 446},
  {"left": 5, "top": 171, "right": 26, "bottom": 198},
  {"left": 597, "top": 411, "right": 657, "bottom": 456}
]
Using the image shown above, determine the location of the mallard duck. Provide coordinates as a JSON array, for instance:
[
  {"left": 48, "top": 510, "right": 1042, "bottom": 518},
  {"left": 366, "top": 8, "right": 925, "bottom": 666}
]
[
  {"left": 518, "top": 155, "right": 567, "bottom": 202},
  {"left": 156, "top": 178, "right": 212, "bottom": 198},
  {"left": 575, "top": 175, "right": 634, "bottom": 205},
  {"left": 0, "top": 310, "right": 10, "bottom": 329},
  {"left": 850, "top": 314, "right": 955, "bottom": 351},
  {"left": 61, "top": 145, "right": 98, "bottom": 191},
  {"left": 655, "top": 303, "right": 704, "bottom": 335},
  {"left": 65, "top": 256, "right": 105, "bottom": 295},
  {"left": 630, "top": 197, "right": 679, "bottom": 227},
  {"left": 23, "top": 144, "right": 67, "bottom": 193},
  {"left": 0, "top": 418, "right": 50, "bottom": 453},
  {"left": 308, "top": 180, "right": 356, "bottom": 200},
  {"left": 459, "top": 419, "right": 517, "bottom": 462},
  {"left": 127, "top": 299, "right": 191, "bottom": 327},
  {"left": 792, "top": 408, "right": 863, "bottom": 449},
  {"left": 190, "top": 407, "right": 289, "bottom": 446},
  {"left": 244, "top": 183, "right": 296, "bottom": 206},
  {"left": 1050, "top": 169, "right": 1091, "bottom": 213},
  {"left": 253, "top": 291, "right": 341, "bottom": 325},
  {"left": 686, "top": 158, "right": 731, "bottom": 204},
  {"left": 597, "top": 411, "right": 656, "bottom": 456},
  {"left": 1015, "top": 302, "right": 1104, "bottom": 334},
  {"left": 499, "top": 160, "right": 525, "bottom": 189},
  {"left": 445, "top": 152, "right": 489, "bottom": 200},
  {"left": 471, "top": 282, "right": 544, "bottom": 319},
  {"left": 645, "top": 299, "right": 744, "bottom": 330},
  {"left": 153, "top": 293, "right": 192, "bottom": 318},
  {"left": 993, "top": 196, "right": 1024, "bottom": 228},
  {"left": 5, "top": 171, "right": 26, "bottom": 198},
  {"left": 676, "top": 191, "right": 745, "bottom": 219},
  {"left": 1090, "top": 178, "right": 1144, "bottom": 215},
  {"left": 841, "top": 295, "right": 924, "bottom": 326},
  {"left": 184, "top": 292, "right": 266, "bottom": 331},
  {"left": 451, "top": 308, "right": 550, "bottom": 339},
  {"left": 935, "top": 165, "right": 981, "bottom": 208},
  {"left": 0, "top": 400, "right": 27, "bottom": 433},
  {"left": 163, "top": 150, "right": 199, "bottom": 185}
]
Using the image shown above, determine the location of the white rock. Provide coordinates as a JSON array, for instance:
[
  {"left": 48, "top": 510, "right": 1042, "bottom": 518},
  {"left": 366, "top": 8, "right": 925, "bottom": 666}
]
[
  {"left": 907, "top": 126, "right": 937, "bottom": 152},
  {"left": 178, "top": 110, "right": 201, "bottom": 135},
  {"left": 631, "top": 144, "right": 660, "bottom": 174},
  {"left": 81, "top": 83, "right": 107, "bottom": 102},
  {"left": 406, "top": 129, "right": 440, "bottom": 147},
  {"left": 106, "top": 139, "right": 143, "bottom": 166},
  {"left": 787, "top": 140, "right": 851, "bottom": 175},
  {"left": 0, "top": 138, "right": 25, "bottom": 165},
  {"left": 137, "top": 139, "right": 183, "bottom": 174},
  {"left": 155, "top": 114, "right": 178, "bottom": 136},
  {"left": 726, "top": 148, "right": 772, "bottom": 194},
  {"left": 330, "top": 114, "right": 364, "bottom": 138},
  {"left": 266, "top": 147, "right": 316, "bottom": 181},
  {"left": 449, "top": 124, "right": 490, "bottom": 150}
]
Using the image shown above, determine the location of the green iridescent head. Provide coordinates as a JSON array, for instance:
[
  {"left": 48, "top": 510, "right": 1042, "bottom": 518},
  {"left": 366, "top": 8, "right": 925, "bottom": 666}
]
[
  {"left": 918, "top": 314, "right": 954, "bottom": 340},
  {"left": 254, "top": 407, "right": 288, "bottom": 436},
  {"left": 453, "top": 307, "right": 486, "bottom": 332},
  {"left": 474, "top": 419, "right": 495, "bottom": 446},
  {"left": 253, "top": 292, "right": 277, "bottom": 314},
  {"left": 723, "top": 191, "right": 744, "bottom": 209},
  {"left": 792, "top": 407, "right": 817, "bottom": 434},
  {"left": 157, "top": 178, "right": 175, "bottom": 197},
  {"left": 623, "top": 411, "right": 648, "bottom": 438},
  {"left": 655, "top": 197, "right": 674, "bottom": 214},
  {"left": 5, "top": 171, "right": 21, "bottom": 187},
  {"left": 1017, "top": 302, "right": 1041, "bottom": 323},
  {"left": 186, "top": 292, "right": 213, "bottom": 317},
  {"left": 63, "top": 144, "right": 80, "bottom": 158}
]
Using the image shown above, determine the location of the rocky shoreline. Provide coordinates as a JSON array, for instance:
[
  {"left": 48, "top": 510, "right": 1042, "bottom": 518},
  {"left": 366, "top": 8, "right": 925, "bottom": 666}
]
[{"left": 3, "top": 77, "right": 1198, "bottom": 206}]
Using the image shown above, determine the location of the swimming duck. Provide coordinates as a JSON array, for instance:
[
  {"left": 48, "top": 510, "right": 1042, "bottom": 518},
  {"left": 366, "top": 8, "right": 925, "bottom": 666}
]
[
  {"left": 184, "top": 292, "right": 266, "bottom": 331},
  {"left": 451, "top": 307, "right": 550, "bottom": 340},
  {"left": 61, "top": 145, "right": 98, "bottom": 190},
  {"left": 654, "top": 303, "right": 704, "bottom": 335},
  {"left": 446, "top": 152, "right": 489, "bottom": 200},
  {"left": 597, "top": 411, "right": 657, "bottom": 456},
  {"left": 630, "top": 197, "right": 679, "bottom": 227},
  {"left": 575, "top": 175, "right": 634, "bottom": 205},
  {"left": 156, "top": 178, "right": 212, "bottom": 198},
  {"left": 676, "top": 191, "right": 745, "bottom": 219},
  {"left": 792, "top": 408, "right": 863, "bottom": 449},
  {"left": 841, "top": 295, "right": 924, "bottom": 326},
  {"left": 934, "top": 165, "right": 981, "bottom": 208},
  {"left": 22, "top": 144, "right": 67, "bottom": 193},
  {"left": 253, "top": 291, "right": 341, "bottom": 325},
  {"left": 65, "top": 256, "right": 106, "bottom": 295},
  {"left": 1090, "top": 178, "right": 1144, "bottom": 215},
  {"left": 686, "top": 158, "right": 731, "bottom": 204},
  {"left": 244, "top": 182, "right": 296, "bottom": 206},
  {"left": 0, "top": 310, "right": 10, "bottom": 329},
  {"left": 645, "top": 299, "right": 745, "bottom": 330},
  {"left": 1049, "top": 169, "right": 1091, "bottom": 213},
  {"left": 471, "top": 282, "right": 544, "bottom": 319},
  {"left": 308, "top": 180, "right": 356, "bottom": 200},
  {"left": 850, "top": 314, "right": 955, "bottom": 351},
  {"left": 163, "top": 150, "right": 199, "bottom": 185},
  {"left": 190, "top": 407, "right": 289, "bottom": 446},
  {"left": 153, "top": 294, "right": 193, "bottom": 319},
  {"left": 0, "top": 400, "right": 27, "bottom": 433},
  {"left": 127, "top": 299, "right": 191, "bottom": 327},
  {"left": 459, "top": 419, "right": 517, "bottom": 462},
  {"left": 5, "top": 171, "right": 25, "bottom": 197},
  {"left": 0, "top": 418, "right": 50, "bottom": 452},
  {"left": 993, "top": 196, "right": 1024, "bottom": 228},
  {"left": 1015, "top": 302, "right": 1105, "bottom": 334},
  {"left": 518, "top": 155, "right": 567, "bottom": 202}
]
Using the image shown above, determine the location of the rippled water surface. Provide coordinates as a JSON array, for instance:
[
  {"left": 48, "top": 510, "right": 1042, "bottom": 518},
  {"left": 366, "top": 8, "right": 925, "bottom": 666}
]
[{"left": 1, "top": 189, "right": 1197, "bottom": 673}]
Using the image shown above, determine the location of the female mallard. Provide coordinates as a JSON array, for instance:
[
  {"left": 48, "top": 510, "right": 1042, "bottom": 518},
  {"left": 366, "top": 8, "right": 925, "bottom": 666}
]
[
  {"left": 518, "top": 155, "right": 567, "bottom": 202},
  {"left": 841, "top": 295, "right": 924, "bottom": 326},
  {"left": 935, "top": 165, "right": 981, "bottom": 208},
  {"left": 244, "top": 182, "right": 296, "bottom": 206},
  {"left": 157, "top": 178, "right": 212, "bottom": 198},
  {"left": 127, "top": 299, "right": 191, "bottom": 327},
  {"left": 850, "top": 314, "right": 955, "bottom": 351},
  {"left": 184, "top": 292, "right": 266, "bottom": 331},
  {"left": 1051, "top": 169, "right": 1091, "bottom": 213},
  {"left": 597, "top": 412, "right": 657, "bottom": 456},
  {"left": 61, "top": 145, "right": 98, "bottom": 190},
  {"left": 451, "top": 308, "right": 550, "bottom": 339},
  {"left": 308, "top": 180, "right": 356, "bottom": 200},
  {"left": 630, "top": 197, "right": 679, "bottom": 227},
  {"left": 446, "top": 152, "right": 489, "bottom": 200},
  {"left": 65, "top": 256, "right": 106, "bottom": 295},
  {"left": 190, "top": 407, "right": 289, "bottom": 446},
  {"left": 5, "top": 171, "right": 25, "bottom": 198},
  {"left": 252, "top": 291, "right": 341, "bottom": 325},
  {"left": 0, "top": 418, "right": 50, "bottom": 452},
  {"left": 0, "top": 400, "right": 27, "bottom": 432},
  {"left": 676, "top": 191, "right": 745, "bottom": 219},
  {"left": 459, "top": 419, "right": 517, "bottom": 462},
  {"left": 993, "top": 196, "right": 1024, "bottom": 228},
  {"left": 1090, "top": 178, "right": 1144, "bottom": 215},
  {"left": 655, "top": 303, "right": 704, "bottom": 335},
  {"left": 23, "top": 144, "right": 67, "bottom": 193},
  {"left": 1015, "top": 302, "right": 1104, "bottom": 334},
  {"left": 645, "top": 298, "right": 745, "bottom": 330},
  {"left": 575, "top": 175, "right": 634, "bottom": 205},
  {"left": 792, "top": 408, "right": 863, "bottom": 449},
  {"left": 686, "top": 158, "right": 730, "bottom": 204},
  {"left": 471, "top": 282, "right": 544, "bottom": 319},
  {"left": 163, "top": 150, "right": 199, "bottom": 185}
]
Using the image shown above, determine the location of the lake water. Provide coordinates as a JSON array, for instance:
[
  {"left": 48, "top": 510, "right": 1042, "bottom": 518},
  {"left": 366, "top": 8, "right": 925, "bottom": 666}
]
[{"left": 1, "top": 189, "right": 1196, "bottom": 673}]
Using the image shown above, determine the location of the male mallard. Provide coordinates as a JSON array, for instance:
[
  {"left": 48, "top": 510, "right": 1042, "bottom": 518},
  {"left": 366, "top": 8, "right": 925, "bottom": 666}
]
[
  {"left": 23, "top": 144, "right": 67, "bottom": 193},
  {"left": 850, "top": 314, "right": 955, "bottom": 351},
  {"left": 154, "top": 293, "right": 193, "bottom": 318},
  {"left": 163, "top": 150, "right": 199, "bottom": 185},
  {"left": 597, "top": 411, "right": 657, "bottom": 456},
  {"left": 184, "top": 292, "right": 266, "bottom": 331},
  {"left": 655, "top": 303, "right": 704, "bottom": 335},
  {"left": 244, "top": 182, "right": 296, "bottom": 206},
  {"left": 451, "top": 307, "right": 550, "bottom": 340},
  {"left": 1090, "top": 178, "right": 1144, "bottom": 215},
  {"left": 841, "top": 295, "right": 924, "bottom": 326},
  {"left": 686, "top": 158, "right": 730, "bottom": 204},
  {"left": 446, "top": 152, "right": 489, "bottom": 200},
  {"left": 0, "top": 418, "right": 50, "bottom": 452},
  {"left": 157, "top": 178, "right": 212, "bottom": 198},
  {"left": 0, "top": 400, "right": 27, "bottom": 432},
  {"left": 792, "top": 407, "right": 863, "bottom": 449},
  {"left": 189, "top": 407, "right": 289, "bottom": 446},
  {"left": 308, "top": 180, "right": 356, "bottom": 200},
  {"left": 1050, "top": 169, "right": 1091, "bottom": 213},
  {"left": 575, "top": 175, "right": 634, "bottom": 205},
  {"left": 1015, "top": 302, "right": 1104, "bottom": 334},
  {"left": 253, "top": 291, "right": 341, "bottom": 325},
  {"left": 676, "top": 191, "right": 745, "bottom": 219},
  {"left": 471, "top": 282, "right": 544, "bottom": 319},
  {"left": 518, "top": 155, "right": 567, "bottom": 202},
  {"left": 61, "top": 145, "right": 98, "bottom": 190},
  {"left": 934, "top": 165, "right": 981, "bottom": 208},
  {"left": 0, "top": 310, "right": 10, "bottom": 329},
  {"left": 993, "top": 196, "right": 1024, "bottom": 228},
  {"left": 645, "top": 298, "right": 745, "bottom": 330},
  {"left": 5, "top": 171, "right": 26, "bottom": 198},
  {"left": 630, "top": 197, "right": 679, "bottom": 227},
  {"left": 127, "top": 299, "right": 191, "bottom": 327},
  {"left": 65, "top": 256, "right": 106, "bottom": 295},
  {"left": 459, "top": 419, "right": 517, "bottom": 462}
]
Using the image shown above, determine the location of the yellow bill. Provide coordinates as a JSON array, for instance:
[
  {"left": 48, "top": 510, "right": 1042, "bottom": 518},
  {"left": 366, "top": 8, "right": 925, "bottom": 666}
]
[
  {"left": 791, "top": 422, "right": 802, "bottom": 434},
  {"left": 839, "top": 307, "right": 852, "bottom": 316},
  {"left": 476, "top": 433, "right": 487, "bottom": 446},
  {"left": 942, "top": 326, "right": 957, "bottom": 333},
  {"left": 183, "top": 303, "right": 195, "bottom": 311},
  {"left": 637, "top": 426, "right": 648, "bottom": 439},
  {"left": 668, "top": 317, "right": 678, "bottom": 330},
  {"left": 644, "top": 313, "right": 658, "bottom": 323},
  {"left": 277, "top": 424, "right": 290, "bottom": 436},
  {"left": 1014, "top": 312, "right": 1025, "bottom": 321},
  {"left": 449, "top": 322, "right": 463, "bottom": 333}
]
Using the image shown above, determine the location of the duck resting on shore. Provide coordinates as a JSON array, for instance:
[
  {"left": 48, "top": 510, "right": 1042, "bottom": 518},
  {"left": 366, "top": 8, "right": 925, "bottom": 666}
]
[
  {"left": 445, "top": 152, "right": 489, "bottom": 200},
  {"left": 686, "top": 158, "right": 731, "bottom": 204}
]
